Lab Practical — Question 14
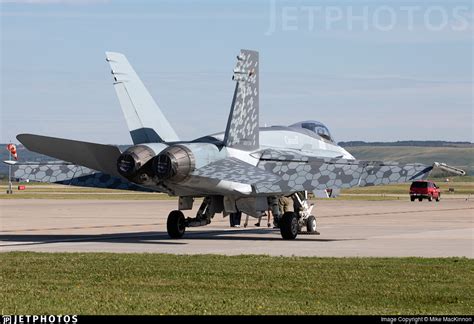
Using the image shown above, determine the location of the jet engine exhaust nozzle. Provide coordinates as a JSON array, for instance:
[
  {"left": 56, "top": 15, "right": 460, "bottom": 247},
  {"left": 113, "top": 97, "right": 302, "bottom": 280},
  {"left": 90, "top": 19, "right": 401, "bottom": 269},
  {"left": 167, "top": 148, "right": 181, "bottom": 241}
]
[
  {"left": 153, "top": 145, "right": 195, "bottom": 182},
  {"left": 117, "top": 145, "right": 156, "bottom": 179}
]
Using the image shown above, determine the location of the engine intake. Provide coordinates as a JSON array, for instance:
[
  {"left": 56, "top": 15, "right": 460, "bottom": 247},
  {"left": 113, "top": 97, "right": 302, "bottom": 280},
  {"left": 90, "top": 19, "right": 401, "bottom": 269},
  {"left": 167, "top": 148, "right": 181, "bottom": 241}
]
[{"left": 153, "top": 145, "right": 195, "bottom": 182}]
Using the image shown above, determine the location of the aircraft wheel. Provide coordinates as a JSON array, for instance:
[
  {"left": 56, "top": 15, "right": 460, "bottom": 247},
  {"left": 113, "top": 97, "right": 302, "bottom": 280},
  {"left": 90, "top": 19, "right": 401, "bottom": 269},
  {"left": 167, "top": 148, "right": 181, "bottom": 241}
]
[
  {"left": 306, "top": 215, "right": 317, "bottom": 233},
  {"left": 167, "top": 210, "right": 186, "bottom": 239},
  {"left": 280, "top": 212, "right": 298, "bottom": 240}
]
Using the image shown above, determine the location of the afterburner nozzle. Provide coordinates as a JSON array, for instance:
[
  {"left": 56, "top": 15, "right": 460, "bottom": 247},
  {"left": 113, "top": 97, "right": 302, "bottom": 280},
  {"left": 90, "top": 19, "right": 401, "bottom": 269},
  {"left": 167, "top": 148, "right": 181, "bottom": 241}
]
[{"left": 152, "top": 145, "right": 195, "bottom": 182}]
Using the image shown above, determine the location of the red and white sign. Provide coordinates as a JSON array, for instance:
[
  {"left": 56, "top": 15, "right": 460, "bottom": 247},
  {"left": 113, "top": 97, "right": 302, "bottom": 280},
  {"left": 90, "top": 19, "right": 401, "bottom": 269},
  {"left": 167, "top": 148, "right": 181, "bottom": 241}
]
[{"left": 6, "top": 144, "right": 18, "bottom": 160}]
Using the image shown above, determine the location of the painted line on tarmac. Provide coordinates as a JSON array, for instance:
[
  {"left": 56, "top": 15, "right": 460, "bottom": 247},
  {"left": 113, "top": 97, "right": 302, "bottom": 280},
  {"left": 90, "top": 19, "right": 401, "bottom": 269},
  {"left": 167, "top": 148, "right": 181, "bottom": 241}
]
[
  {"left": 2, "top": 207, "right": 471, "bottom": 233},
  {"left": 320, "top": 207, "right": 473, "bottom": 218}
]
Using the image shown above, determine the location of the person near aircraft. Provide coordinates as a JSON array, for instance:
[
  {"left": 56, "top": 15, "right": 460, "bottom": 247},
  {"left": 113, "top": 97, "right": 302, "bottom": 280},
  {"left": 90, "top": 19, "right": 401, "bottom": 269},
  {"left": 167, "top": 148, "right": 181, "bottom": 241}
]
[
  {"left": 255, "top": 209, "right": 272, "bottom": 228},
  {"left": 229, "top": 211, "right": 242, "bottom": 228}
]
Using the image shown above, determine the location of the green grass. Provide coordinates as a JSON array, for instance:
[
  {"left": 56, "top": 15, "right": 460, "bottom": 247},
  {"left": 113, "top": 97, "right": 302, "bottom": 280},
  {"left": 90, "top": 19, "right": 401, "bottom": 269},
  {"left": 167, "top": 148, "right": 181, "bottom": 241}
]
[
  {"left": 345, "top": 146, "right": 474, "bottom": 175},
  {"left": 343, "top": 181, "right": 474, "bottom": 195},
  {"left": 1, "top": 253, "right": 472, "bottom": 315},
  {"left": 0, "top": 184, "right": 177, "bottom": 200},
  {"left": 0, "top": 193, "right": 176, "bottom": 200},
  {"left": 0, "top": 192, "right": 400, "bottom": 201},
  {"left": 329, "top": 195, "right": 400, "bottom": 201},
  {"left": 1, "top": 176, "right": 472, "bottom": 200},
  {"left": 431, "top": 175, "right": 474, "bottom": 183}
]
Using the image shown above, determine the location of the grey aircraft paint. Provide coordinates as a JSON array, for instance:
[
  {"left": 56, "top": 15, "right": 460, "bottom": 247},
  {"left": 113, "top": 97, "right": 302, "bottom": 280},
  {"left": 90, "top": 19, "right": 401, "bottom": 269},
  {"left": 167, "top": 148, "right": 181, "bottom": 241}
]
[
  {"left": 8, "top": 49, "right": 464, "bottom": 239},
  {"left": 224, "top": 50, "right": 259, "bottom": 151}
]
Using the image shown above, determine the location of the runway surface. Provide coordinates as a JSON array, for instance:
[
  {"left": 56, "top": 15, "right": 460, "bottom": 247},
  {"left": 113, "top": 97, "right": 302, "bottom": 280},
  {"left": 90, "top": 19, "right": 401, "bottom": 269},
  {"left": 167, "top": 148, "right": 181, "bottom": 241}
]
[{"left": 1, "top": 199, "right": 472, "bottom": 257}]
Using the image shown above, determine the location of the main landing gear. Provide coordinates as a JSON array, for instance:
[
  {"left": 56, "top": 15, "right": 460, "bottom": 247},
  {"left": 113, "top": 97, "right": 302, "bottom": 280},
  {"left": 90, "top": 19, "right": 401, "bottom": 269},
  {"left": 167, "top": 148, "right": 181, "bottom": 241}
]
[
  {"left": 167, "top": 210, "right": 186, "bottom": 238},
  {"left": 166, "top": 194, "right": 319, "bottom": 240},
  {"left": 166, "top": 197, "right": 217, "bottom": 238}
]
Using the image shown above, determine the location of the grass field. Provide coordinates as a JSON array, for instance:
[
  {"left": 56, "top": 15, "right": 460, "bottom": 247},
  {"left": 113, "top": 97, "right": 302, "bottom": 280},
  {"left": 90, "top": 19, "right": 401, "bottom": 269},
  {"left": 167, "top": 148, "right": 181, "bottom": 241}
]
[
  {"left": 0, "top": 176, "right": 472, "bottom": 200},
  {"left": 345, "top": 146, "right": 474, "bottom": 175},
  {"left": 0, "top": 192, "right": 175, "bottom": 200},
  {"left": 343, "top": 180, "right": 474, "bottom": 195},
  {"left": 1, "top": 253, "right": 472, "bottom": 315}
]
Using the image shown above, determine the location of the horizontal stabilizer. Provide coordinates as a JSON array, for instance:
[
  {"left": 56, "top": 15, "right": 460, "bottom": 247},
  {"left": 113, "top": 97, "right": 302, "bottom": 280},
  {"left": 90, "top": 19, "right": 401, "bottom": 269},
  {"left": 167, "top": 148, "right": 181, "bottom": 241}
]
[
  {"left": 17, "top": 134, "right": 122, "bottom": 177},
  {"left": 12, "top": 161, "right": 150, "bottom": 191},
  {"left": 106, "top": 52, "right": 179, "bottom": 144}
]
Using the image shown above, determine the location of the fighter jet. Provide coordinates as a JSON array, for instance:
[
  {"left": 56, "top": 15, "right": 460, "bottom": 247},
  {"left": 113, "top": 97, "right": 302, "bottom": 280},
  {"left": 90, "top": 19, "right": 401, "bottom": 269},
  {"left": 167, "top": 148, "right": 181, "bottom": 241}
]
[{"left": 10, "top": 50, "right": 465, "bottom": 239}]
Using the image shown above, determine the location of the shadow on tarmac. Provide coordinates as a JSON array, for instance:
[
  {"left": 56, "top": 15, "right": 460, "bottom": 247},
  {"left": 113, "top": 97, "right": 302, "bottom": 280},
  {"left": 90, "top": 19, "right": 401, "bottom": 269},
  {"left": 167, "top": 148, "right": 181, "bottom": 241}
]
[{"left": 0, "top": 228, "right": 365, "bottom": 247}]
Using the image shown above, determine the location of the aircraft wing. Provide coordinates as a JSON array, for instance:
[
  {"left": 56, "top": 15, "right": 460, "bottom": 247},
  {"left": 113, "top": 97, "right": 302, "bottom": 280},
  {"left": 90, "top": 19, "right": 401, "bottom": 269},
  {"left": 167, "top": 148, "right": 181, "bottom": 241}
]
[
  {"left": 17, "top": 134, "right": 122, "bottom": 177},
  {"left": 10, "top": 161, "right": 151, "bottom": 191},
  {"left": 255, "top": 149, "right": 444, "bottom": 194}
]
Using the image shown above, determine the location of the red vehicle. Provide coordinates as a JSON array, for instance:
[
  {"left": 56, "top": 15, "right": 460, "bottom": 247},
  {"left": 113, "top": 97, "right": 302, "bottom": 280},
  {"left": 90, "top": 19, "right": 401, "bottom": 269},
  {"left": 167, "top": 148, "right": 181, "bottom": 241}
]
[{"left": 410, "top": 180, "right": 441, "bottom": 202}]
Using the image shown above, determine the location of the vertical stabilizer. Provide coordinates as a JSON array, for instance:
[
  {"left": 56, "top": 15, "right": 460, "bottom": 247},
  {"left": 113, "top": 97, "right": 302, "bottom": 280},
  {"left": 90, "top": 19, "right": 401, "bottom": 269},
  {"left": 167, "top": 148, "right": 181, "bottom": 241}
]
[
  {"left": 223, "top": 49, "right": 259, "bottom": 151},
  {"left": 105, "top": 52, "right": 180, "bottom": 144}
]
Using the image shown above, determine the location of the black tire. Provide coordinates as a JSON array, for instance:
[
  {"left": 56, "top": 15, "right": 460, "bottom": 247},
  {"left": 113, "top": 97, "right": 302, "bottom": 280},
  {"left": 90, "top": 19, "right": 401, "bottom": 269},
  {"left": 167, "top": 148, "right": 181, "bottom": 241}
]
[
  {"left": 428, "top": 195, "right": 433, "bottom": 202},
  {"left": 410, "top": 196, "right": 415, "bottom": 202},
  {"left": 306, "top": 215, "right": 317, "bottom": 233},
  {"left": 167, "top": 210, "right": 186, "bottom": 239},
  {"left": 280, "top": 212, "right": 298, "bottom": 240},
  {"left": 418, "top": 197, "right": 423, "bottom": 202}
]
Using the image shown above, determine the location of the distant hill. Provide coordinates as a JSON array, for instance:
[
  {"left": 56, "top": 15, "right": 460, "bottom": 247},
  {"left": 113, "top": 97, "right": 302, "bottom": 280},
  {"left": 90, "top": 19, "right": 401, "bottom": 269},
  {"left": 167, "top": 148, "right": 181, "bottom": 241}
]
[
  {"left": 344, "top": 146, "right": 473, "bottom": 176},
  {"left": 338, "top": 141, "right": 473, "bottom": 148},
  {"left": 1, "top": 142, "right": 473, "bottom": 178}
]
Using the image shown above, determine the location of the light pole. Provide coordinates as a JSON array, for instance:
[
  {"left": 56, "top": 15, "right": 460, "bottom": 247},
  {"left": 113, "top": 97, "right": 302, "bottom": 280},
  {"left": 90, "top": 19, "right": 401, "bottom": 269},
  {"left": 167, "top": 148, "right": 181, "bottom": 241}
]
[
  {"left": 7, "top": 148, "right": 13, "bottom": 194},
  {"left": 6, "top": 142, "right": 14, "bottom": 194}
]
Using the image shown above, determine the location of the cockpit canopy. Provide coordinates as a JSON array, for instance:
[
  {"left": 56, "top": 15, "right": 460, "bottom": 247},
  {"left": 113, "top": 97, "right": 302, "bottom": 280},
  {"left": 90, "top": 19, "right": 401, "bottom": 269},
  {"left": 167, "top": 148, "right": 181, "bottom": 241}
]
[{"left": 289, "top": 120, "right": 335, "bottom": 142}]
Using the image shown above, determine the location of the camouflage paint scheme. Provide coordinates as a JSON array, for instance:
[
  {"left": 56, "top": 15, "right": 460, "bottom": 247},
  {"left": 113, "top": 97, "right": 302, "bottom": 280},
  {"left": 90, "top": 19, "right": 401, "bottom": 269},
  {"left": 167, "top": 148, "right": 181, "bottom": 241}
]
[
  {"left": 190, "top": 149, "right": 432, "bottom": 196},
  {"left": 224, "top": 50, "right": 259, "bottom": 151},
  {"left": 14, "top": 162, "right": 149, "bottom": 191},
  {"left": 12, "top": 49, "right": 453, "bottom": 201}
]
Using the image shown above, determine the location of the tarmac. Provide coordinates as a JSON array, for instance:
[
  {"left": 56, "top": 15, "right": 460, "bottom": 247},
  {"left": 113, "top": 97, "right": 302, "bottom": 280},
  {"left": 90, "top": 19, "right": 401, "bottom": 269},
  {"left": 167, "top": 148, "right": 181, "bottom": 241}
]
[{"left": 0, "top": 198, "right": 472, "bottom": 257}]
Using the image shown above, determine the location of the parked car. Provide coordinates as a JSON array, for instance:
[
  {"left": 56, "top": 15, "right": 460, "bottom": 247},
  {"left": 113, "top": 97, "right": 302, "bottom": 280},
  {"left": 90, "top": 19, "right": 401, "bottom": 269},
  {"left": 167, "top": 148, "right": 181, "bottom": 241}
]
[{"left": 409, "top": 180, "right": 441, "bottom": 202}]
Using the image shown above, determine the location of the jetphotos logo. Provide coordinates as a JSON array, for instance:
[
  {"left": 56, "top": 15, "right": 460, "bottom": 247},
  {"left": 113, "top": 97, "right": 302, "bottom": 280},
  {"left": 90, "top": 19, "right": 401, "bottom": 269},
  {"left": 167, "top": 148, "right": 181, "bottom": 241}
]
[
  {"left": 1, "top": 315, "right": 78, "bottom": 324},
  {"left": 265, "top": 0, "right": 472, "bottom": 35}
]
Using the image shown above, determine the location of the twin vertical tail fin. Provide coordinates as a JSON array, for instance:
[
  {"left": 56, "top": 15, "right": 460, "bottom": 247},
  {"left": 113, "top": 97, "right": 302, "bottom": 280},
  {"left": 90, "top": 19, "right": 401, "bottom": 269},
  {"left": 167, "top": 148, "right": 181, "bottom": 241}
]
[
  {"left": 105, "top": 52, "right": 180, "bottom": 144},
  {"left": 224, "top": 50, "right": 259, "bottom": 151}
]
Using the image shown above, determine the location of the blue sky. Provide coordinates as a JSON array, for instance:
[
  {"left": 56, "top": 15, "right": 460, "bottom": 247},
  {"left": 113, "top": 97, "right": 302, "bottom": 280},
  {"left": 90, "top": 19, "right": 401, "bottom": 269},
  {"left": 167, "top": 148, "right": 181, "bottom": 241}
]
[{"left": 1, "top": 0, "right": 472, "bottom": 144}]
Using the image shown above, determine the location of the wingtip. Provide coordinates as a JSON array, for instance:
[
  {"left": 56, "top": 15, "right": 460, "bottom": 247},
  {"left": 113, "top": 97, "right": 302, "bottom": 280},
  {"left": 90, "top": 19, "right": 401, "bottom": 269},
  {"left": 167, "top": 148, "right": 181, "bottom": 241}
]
[
  {"left": 240, "top": 49, "right": 259, "bottom": 55},
  {"left": 105, "top": 51, "right": 125, "bottom": 62},
  {"left": 16, "top": 133, "right": 30, "bottom": 143}
]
